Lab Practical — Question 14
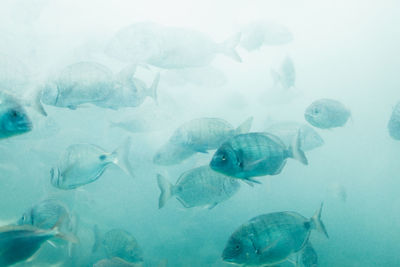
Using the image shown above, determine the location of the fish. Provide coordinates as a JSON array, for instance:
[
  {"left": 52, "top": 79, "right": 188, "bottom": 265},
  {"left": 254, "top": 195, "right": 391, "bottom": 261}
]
[
  {"left": 156, "top": 165, "right": 240, "bottom": 209},
  {"left": 41, "top": 62, "right": 158, "bottom": 110},
  {"left": 106, "top": 22, "right": 242, "bottom": 68},
  {"left": 221, "top": 204, "right": 328, "bottom": 266},
  {"left": 17, "top": 199, "right": 71, "bottom": 230},
  {"left": 169, "top": 117, "right": 253, "bottom": 153},
  {"left": 270, "top": 56, "right": 296, "bottom": 90},
  {"left": 299, "top": 242, "right": 318, "bottom": 267},
  {"left": 304, "top": 99, "right": 351, "bottom": 129},
  {"left": 50, "top": 138, "right": 134, "bottom": 190},
  {"left": 240, "top": 20, "right": 293, "bottom": 51},
  {"left": 210, "top": 132, "right": 307, "bottom": 182},
  {"left": 265, "top": 121, "right": 324, "bottom": 151},
  {"left": 153, "top": 142, "right": 197, "bottom": 166},
  {"left": 93, "top": 227, "right": 144, "bottom": 264},
  {"left": 0, "top": 90, "right": 32, "bottom": 139},
  {"left": 94, "top": 257, "right": 140, "bottom": 267},
  {"left": 388, "top": 102, "right": 400, "bottom": 140},
  {"left": 0, "top": 221, "right": 78, "bottom": 266}
]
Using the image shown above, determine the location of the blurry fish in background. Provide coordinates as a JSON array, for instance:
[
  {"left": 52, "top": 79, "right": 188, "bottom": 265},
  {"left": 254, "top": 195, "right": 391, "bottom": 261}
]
[
  {"left": 50, "top": 138, "right": 134, "bottom": 190},
  {"left": 387, "top": 102, "right": 400, "bottom": 140},
  {"left": 0, "top": 220, "right": 78, "bottom": 267},
  {"left": 327, "top": 182, "right": 347, "bottom": 203},
  {"left": 0, "top": 90, "right": 32, "bottom": 139},
  {"left": 271, "top": 56, "right": 296, "bottom": 90},
  {"left": 305, "top": 99, "right": 351, "bottom": 129},
  {"left": 168, "top": 117, "right": 253, "bottom": 153},
  {"left": 153, "top": 142, "right": 197, "bottom": 166},
  {"left": 239, "top": 20, "right": 293, "bottom": 51},
  {"left": 93, "top": 227, "right": 144, "bottom": 264},
  {"left": 210, "top": 132, "right": 307, "bottom": 183},
  {"left": 162, "top": 66, "right": 227, "bottom": 88},
  {"left": 17, "top": 199, "right": 71, "bottom": 230},
  {"left": 157, "top": 165, "right": 240, "bottom": 209},
  {"left": 106, "top": 22, "right": 242, "bottom": 68},
  {"left": 41, "top": 61, "right": 159, "bottom": 111},
  {"left": 265, "top": 121, "right": 324, "bottom": 151},
  {"left": 221, "top": 204, "right": 328, "bottom": 266},
  {"left": 299, "top": 242, "right": 318, "bottom": 267}
]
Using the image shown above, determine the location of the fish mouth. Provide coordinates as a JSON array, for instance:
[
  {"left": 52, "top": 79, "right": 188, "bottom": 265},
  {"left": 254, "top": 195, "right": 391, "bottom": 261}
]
[{"left": 16, "top": 120, "right": 33, "bottom": 131}]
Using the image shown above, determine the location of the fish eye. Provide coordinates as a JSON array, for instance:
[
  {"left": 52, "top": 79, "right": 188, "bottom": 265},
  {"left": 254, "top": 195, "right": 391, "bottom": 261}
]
[
  {"left": 313, "top": 107, "right": 320, "bottom": 114},
  {"left": 221, "top": 154, "right": 226, "bottom": 161},
  {"left": 235, "top": 244, "right": 241, "bottom": 250},
  {"left": 9, "top": 109, "right": 19, "bottom": 119}
]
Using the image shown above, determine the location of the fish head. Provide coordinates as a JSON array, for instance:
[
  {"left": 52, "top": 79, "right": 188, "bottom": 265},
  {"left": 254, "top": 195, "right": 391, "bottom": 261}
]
[
  {"left": 153, "top": 143, "right": 195, "bottom": 165},
  {"left": 222, "top": 235, "right": 253, "bottom": 264},
  {"left": 0, "top": 103, "right": 32, "bottom": 138},
  {"left": 304, "top": 102, "right": 329, "bottom": 128},
  {"left": 210, "top": 143, "right": 240, "bottom": 176},
  {"left": 17, "top": 210, "right": 34, "bottom": 225}
]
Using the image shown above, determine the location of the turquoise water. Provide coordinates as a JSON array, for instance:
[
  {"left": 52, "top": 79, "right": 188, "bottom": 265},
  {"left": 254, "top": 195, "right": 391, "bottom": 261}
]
[{"left": 0, "top": 0, "right": 399, "bottom": 266}]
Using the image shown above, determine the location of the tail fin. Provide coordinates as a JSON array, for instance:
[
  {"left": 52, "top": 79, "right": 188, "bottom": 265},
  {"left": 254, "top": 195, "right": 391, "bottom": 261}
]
[
  {"left": 157, "top": 174, "right": 174, "bottom": 209},
  {"left": 112, "top": 137, "right": 135, "bottom": 178},
  {"left": 310, "top": 203, "right": 329, "bottom": 238},
  {"left": 288, "top": 129, "right": 308, "bottom": 165},
  {"left": 219, "top": 33, "right": 242, "bottom": 62},
  {"left": 147, "top": 72, "right": 160, "bottom": 104},
  {"left": 235, "top": 116, "right": 253, "bottom": 135},
  {"left": 92, "top": 224, "right": 102, "bottom": 253},
  {"left": 51, "top": 216, "right": 79, "bottom": 244}
]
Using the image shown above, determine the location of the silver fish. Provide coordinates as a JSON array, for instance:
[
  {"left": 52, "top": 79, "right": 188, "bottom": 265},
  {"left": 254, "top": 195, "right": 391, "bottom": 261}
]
[
  {"left": 270, "top": 56, "right": 296, "bottom": 90},
  {"left": 210, "top": 132, "right": 307, "bottom": 182},
  {"left": 388, "top": 102, "right": 400, "bottom": 140},
  {"left": 299, "top": 242, "right": 318, "bottom": 267},
  {"left": 51, "top": 138, "right": 134, "bottom": 190},
  {"left": 222, "top": 204, "right": 328, "bottom": 266},
  {"left": 107, "top": 22, "right": 242, "bottom": 68},
  {"left": 0, "top": 223, "right": 77, "bottom": 267},
  {"left": 41, "top": 62, "right": 158, "bottom": 110},
  {"left": 169, "top": 117, "right": 253, "bottom": 153},
  {"left": 0, "top": 90, "right": 32, "bottom": 139},
  {"left": 240, "top": 20, "right": 293, "bottom": 51},
  {"left": 157, "top": 165, "right": 240, "bottom": 209},
  {"left": 93, "top": 227, "right": 144, "bottom": 263},
  {"left": 153, "top": 142, "right": 197, "bottom": 166},
  {"left": 17, "top": 199, "right": 71, "bottom": 230},
  {"left": 305, "top": 99, "right": 351, "bottom": 129},
  {"left": 265, "top": 121, "right": 324, "bottom": 151}
]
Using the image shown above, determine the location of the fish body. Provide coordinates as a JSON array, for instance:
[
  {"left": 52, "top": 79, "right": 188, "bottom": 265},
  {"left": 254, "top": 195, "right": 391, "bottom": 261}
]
[
  {"left": 388, "top": 102, "right": 400, "bottom": 140},
  {"left": 17, "top": 199, "right": 71, "bottom": 230},
  {"left": 305, "top": 99, "right": 350, "bottom": 129},
  {"left": 93, "top": 228, "right": 143, "bottom": 264},
  {"left": 240, "top": 21, "right": 293, "bottom": 51},
  {"left": 153, "top": 142, "right": 196, "bottom": 166},
  {"left": 265, "top": 122, "right": 324, "bottom": 151},
  {"left": 271, "top": 56, "right": 295, "bottom": 90},
  {"left": 169, "top": 117, "right": 253, "bottom": 153},
  {"left": 210, "top": 132, "right": 307, "bottom": 180},
  {"left": 0, "top": 224, "right": 72, "bottom": 266},
  {"left": 51, "top": 138, "right": 133, "bottom": 190},
  {"left": 107, "top": 23, "right": 241, "bottom": 68},
  {"left": 222, "top": 205, "right": 328, "bottom": 266},
  {"left": 299, "top": 242, "right": 318, "bottom": 267},
  {"left": 41, "top": 62, "right": 158, "bottom": 110},
  {"left": 0, "top": 90, "right": 32, "bottom": 139},
  {"left": 41, "top": 62, "right": 114, "bottom": 109},
  {"left": 157, "top": 165, "right": 240, "bottom": 209}
]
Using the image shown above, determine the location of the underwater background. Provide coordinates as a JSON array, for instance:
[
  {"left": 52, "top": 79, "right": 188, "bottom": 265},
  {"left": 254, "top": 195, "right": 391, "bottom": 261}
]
[{"left": 0, "top": 0, "right": 400, "bottom": 266}]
